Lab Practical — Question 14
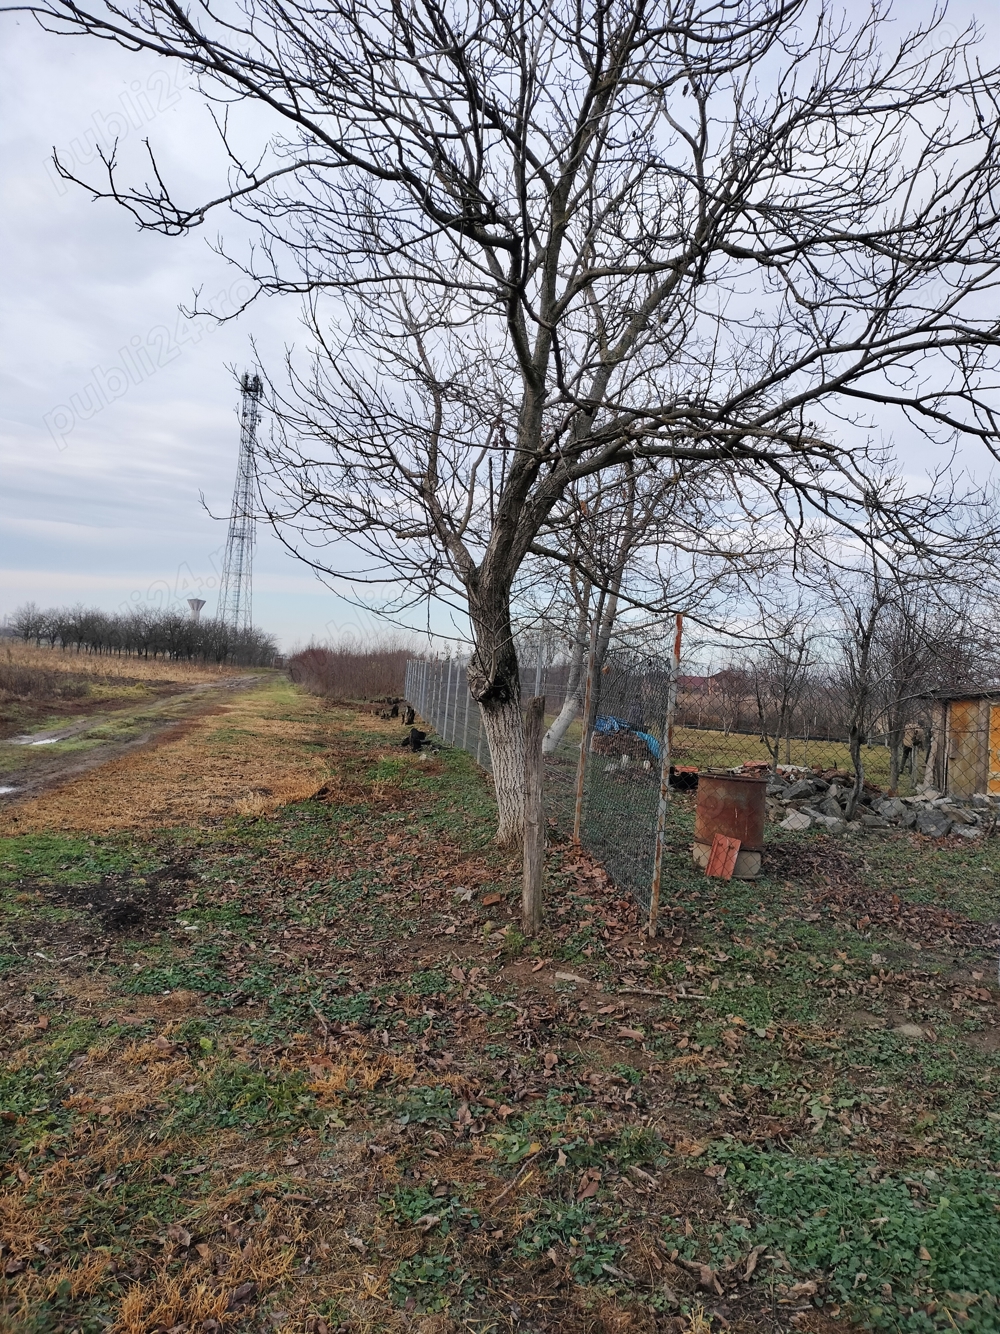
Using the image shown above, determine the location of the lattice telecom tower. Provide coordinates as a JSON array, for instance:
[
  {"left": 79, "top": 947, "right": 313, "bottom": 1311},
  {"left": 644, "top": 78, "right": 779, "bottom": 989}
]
[{"left": 216, "top": 372, "right": 262, "bottom": 632}]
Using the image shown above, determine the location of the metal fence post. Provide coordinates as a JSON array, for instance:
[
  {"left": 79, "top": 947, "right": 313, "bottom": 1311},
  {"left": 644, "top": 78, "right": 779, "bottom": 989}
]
[
  {"left": 572, "top": 615, "right": 601, "bottom": 844},
  {"left": 533, "top": 633, "right": 545, "bottom": 698},
  {"left": 444, "top": 659, "right": 455, "bottom": 742},
  {"left": 461, "top": 661, "right": 470, "bottom": 750},
  {"left": 648, "top": 613, "right": 684, "bottom": 937},
  {"left": 523, "top": 696, "right": 546, "bottom": 936}
]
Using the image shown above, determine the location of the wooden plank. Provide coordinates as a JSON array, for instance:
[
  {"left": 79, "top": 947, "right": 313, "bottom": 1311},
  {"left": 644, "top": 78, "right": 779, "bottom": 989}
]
[
  {"left": 946, "top": 698, "right": 981, "bottom": 797},
  {"left": 989, "top": 705, "right": 1000, "bottom": 795}
]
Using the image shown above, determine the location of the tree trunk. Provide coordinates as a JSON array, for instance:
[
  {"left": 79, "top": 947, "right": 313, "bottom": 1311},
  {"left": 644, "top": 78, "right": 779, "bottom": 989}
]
[
  {"left": 543, "top": 668, "right": 583, "bottom": 754},
  {"left": 542, "top": 600, "right": 591, "bottom": 755},
  {"left": 846, "top": 725, "right": 865, "bottom": 820},
  {"left": 887, "top": 728, "right": 902, "bottom": 794},
  {"left": 467, "top": 587, "right": 525, "bottom": 847}
]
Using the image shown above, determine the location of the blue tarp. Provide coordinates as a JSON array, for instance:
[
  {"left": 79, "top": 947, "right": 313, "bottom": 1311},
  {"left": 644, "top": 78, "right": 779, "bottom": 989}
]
[{"left": 594, "top": 715, "right": 661, "bottom": 762}]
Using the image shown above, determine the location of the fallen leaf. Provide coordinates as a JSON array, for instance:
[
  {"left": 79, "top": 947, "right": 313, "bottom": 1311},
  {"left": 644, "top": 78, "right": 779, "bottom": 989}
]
[
  {"left": 15, "top": 1166, "right": 30, "bottom": 1186},
  {"left": 4, "top": 1258, "right": 25, "bottom": 1276},
  {"left": 482, "top": 893, "right": 502, "bottom": 907},
  {"left": 153, "top": 1035, "right": 173, "bottom": 1050},
  {"left": 618, "top": 1027, "right": 644, "bottom": 1041},
  {"left": 229, "top": 1281, "right": 256, "bottom": 1308},
  {"left": 166, "top": 1224, "right": 191, "bottom": 1247},
  {"left": 919, "top": 1246, "right": 932, "bottom": 1262},
  {"left": 543, "top": 1052, "right": 559, "bottom": 1071},
  {"left": 789, "top": 1280, "right": 818, "bottom": 1298},
  {"left": 195, "top": 1243, "right": 212, "bottom": 1260},
  {"left": 577, "top": 1168, "right": 601, "bottom": 1200},
  {"left": 35, "top": 1016, "right": 49, "bottom": 1031},
  {"left": 744, "top": 1244, "right": 764, "bottom": 1279},
  {"left": 555, "top": 971, "right": 588, "bottom": 984}
]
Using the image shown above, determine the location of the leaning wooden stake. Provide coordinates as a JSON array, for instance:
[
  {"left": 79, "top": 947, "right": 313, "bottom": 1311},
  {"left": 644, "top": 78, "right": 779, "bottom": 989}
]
[{"left": 522, "top": 695, "right": 546, "bottom": 938}]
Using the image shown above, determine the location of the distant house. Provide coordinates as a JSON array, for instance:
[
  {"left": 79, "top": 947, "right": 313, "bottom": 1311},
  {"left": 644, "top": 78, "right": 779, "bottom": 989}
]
[{"left": 676, "top": 674, "right": 710, "bottom": 691}]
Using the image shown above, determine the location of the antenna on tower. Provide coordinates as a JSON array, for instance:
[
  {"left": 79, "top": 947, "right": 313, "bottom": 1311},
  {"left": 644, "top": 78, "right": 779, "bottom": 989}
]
[{"left": 216, "top": 372, "right": 262, "bottom": 632}]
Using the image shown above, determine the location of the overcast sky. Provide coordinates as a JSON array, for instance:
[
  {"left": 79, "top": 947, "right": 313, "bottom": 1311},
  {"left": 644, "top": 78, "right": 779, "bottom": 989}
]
[
  {"left": 1, "top": 3, "right": 994, "bottom": 657},
  {"left": 0, "top": 19, "right": 395, "bottom": 652}
]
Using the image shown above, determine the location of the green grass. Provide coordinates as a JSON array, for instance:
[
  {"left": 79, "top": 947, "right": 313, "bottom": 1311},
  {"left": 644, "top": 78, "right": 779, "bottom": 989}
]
[
  {"left": 0, "top": 832, "right": 164, "bottom": 885},
  {"left": 711, "top": 1147, "right": 1000, "bottom": 1331}
]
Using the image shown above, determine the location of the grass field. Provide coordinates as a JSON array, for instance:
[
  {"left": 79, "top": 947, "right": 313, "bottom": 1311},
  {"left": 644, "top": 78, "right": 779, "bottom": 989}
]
[
  {"left": 548, "top": 717, "right": 906, "bottom": 789},
  {"left": 669, "top": 727, "right": 908, "bottom": 787},
  {"left": 1, "top": 677, "right": 999, "bottom": 1333},
  {"left": 2, "top": 643, "right": 243, "bottom": 685}
]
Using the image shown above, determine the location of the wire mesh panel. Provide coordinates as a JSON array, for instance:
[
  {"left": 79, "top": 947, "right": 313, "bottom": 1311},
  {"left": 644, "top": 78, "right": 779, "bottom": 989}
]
[{"left": 575, "top": 653, "right": 671, "bottom": 911}]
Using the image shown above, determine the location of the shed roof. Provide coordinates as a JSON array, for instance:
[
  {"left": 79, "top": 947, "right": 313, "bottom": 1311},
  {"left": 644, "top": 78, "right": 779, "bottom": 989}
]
[{"left": 916, "top": 689, "right": 1000, "bottom": 702}]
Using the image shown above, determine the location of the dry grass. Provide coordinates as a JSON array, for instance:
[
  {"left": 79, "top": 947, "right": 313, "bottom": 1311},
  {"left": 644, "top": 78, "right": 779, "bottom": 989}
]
[
  {"left": 0, "top": 680, "right": 329, "bottom": 834},
  {"left": 1, "top": 641, "right": 245, "bottom": 685}
]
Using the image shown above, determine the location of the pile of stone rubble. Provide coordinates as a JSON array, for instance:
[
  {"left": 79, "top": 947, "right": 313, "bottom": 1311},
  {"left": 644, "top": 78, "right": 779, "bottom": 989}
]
[{"left": 760, "top": 766, "right": 998, "bottom": 838}]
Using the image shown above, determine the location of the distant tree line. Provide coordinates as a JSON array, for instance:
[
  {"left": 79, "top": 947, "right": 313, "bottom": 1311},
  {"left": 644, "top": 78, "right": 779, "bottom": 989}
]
[{"left": 7, "top": 602, "right": 277, "bottom": 667}]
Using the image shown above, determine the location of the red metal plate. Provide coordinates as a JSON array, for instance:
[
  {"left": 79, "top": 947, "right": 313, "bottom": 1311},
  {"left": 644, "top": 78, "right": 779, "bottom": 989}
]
[{"left": 705, "top": 833, "right": 741, "bottom": 880}]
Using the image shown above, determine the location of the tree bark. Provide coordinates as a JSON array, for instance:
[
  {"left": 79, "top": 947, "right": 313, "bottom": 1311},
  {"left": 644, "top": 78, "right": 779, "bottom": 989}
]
[
  {"left": 887, "top": 727, "right": 903, "bottom": 794},
  {"left": 846, "top": 725, "right": 866, "bottom": 820},
  {"left": 542, "top": 598, "right": 591, "bottom": 755},
  {"left": 467, "top": 586, "right": 525, "bottom": 847}
]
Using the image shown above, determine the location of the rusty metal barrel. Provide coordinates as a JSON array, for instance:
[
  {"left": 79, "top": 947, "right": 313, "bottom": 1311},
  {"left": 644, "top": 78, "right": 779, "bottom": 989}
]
[
  {"left": 694, "top": 772, "right": 767, "bottom": 849},
  {"left": 693, "top": 772, "right": 767, "bottom": 878}
]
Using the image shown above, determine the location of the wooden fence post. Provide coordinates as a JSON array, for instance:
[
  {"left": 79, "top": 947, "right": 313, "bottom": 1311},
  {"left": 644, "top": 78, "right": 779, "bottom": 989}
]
[{"left": 523, "top": 695, "right": 546, "bottom": 937}]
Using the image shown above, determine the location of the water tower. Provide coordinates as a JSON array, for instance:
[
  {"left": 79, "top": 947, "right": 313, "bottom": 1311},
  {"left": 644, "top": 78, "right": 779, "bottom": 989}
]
[{"left": 187, "top": 598, "right": 206, "bottom": 623}]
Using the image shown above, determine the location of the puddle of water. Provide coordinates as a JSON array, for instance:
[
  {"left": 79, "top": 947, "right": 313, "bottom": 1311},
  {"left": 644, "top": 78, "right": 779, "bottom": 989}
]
[
  {"left": 30, "top": 738, "right": 60, "bottom": 746},
  {"left": 0, "top": 786, "right": 18, "bottom": 795}
]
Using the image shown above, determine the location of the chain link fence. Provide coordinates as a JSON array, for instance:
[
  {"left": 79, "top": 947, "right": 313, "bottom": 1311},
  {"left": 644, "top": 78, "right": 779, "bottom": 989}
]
[
  {"left": 404, "top": 648, "right": 998, "bottom": 915},
  {"left": 406, "top": 648, "right": 688, "bottom": 913}
]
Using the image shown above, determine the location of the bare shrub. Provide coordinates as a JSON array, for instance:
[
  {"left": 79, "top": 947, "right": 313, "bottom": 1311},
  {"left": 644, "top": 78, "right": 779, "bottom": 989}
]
[
  {"left": 289, "top": 644, "right": 414, "bottom": 700},
  {"left": 288, "top": 645, "right": 415, "bottom": 701}
]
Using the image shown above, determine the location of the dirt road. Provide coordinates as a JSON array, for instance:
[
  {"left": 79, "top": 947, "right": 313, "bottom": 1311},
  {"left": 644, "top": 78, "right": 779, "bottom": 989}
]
[{"left": 0, "top": 673, "right": 264, "bottom": 809}]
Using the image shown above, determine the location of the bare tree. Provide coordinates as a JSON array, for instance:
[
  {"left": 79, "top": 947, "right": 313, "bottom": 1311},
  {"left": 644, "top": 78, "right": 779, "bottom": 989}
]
[
  {"left": 750, "top": 608, "right": 816, "bottom": 769},
  {"left": 18, "top": 0, "right": 1000, "bottom": 842}
]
